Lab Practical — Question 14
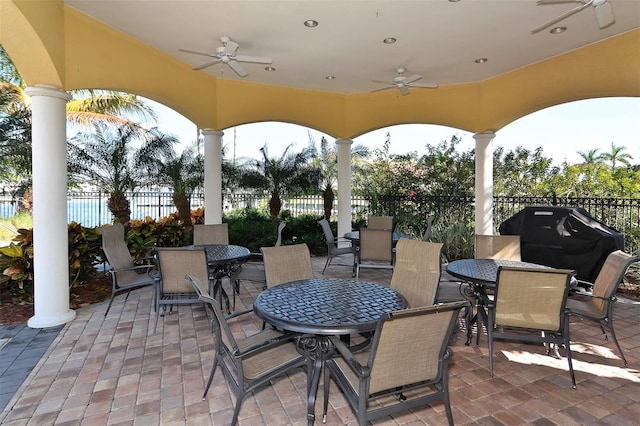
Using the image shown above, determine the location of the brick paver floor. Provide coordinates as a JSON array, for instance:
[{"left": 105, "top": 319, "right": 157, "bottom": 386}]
[{"left": 0, "top": 256, "right": 638, "bottom": 425}]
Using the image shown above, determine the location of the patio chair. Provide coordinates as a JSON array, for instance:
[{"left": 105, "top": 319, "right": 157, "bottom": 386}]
[
  {"left": 322, "top": 301, "right": 469, "bottom": 426},
  {"left": 318, "top": 218, "right": 354, "bottom": 274},
  {"left": 153, "top": 247, "right": 210, "bottom": 333},
  {"left": 261, "top": 243, "right": 314, "bottom": 288},
  {"left": 193, "top": 223, "right": 229, "bottom": 245},
  {"left": 487, "top": 266, "right": 576, "bottom": 388},
  {"left": 230, "top": 221, "right": 286, "bottom": 308},
  {"left": 186, "top": 274, "right": 306, "bottom": 426},
  {"left": 567, "top": 249, "right": 639, "bottom": 366},
  {"left": 98, "top": 223, "right": 157, "bottom": 317},
  {"left": 355, "top": 228, "right": 394, "bottom": 278},
  {"left": 391, "top": 238, "right": 443, "bottom": 307},
  {"left": 367, "top": 215, "right": 393, "bottom": 230},
  {"left": 475, "top": 234, "right": 521, "bottom": 260}
]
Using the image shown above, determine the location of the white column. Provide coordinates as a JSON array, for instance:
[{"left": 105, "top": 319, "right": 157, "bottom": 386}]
[
  {"left": 201, "top": 129, "right": 223, "bottom": 224},
  {"left": 336, "top": 139, "right": 353, "bottom": 244},
  {"left": 474, "top": 132, "right": 496, "bottom": 236},
  {"left": 25, "top": 85, "right": 76, "bottom": 328}
]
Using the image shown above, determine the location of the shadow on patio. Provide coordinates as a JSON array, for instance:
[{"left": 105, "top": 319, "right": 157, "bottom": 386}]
[{"left": 1, "top": 256, "right": 639, "bottom": 425}]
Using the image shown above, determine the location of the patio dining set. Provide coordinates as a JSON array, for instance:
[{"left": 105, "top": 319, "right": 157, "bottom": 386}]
[{"left": 90, "top": 216, "right": 638, "bottom": 425}]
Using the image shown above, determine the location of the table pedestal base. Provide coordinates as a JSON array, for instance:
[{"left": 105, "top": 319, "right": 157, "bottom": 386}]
[{"left": 297, "top": 335, "right": 336, "bottom": 425}]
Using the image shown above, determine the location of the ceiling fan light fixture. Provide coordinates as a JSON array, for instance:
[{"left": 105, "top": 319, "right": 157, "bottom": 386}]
[
  {"left": 550, "top": 26, "right": 567, "bottom": 34},
  {"left": 475, "top": 58, "right": 488, "bottom": 64},
  {"left": 383, "top": 37, "right": 397, "bottom": 44},
  {"left": 304, "top": 20, "right": 318, "bottom": 28}
]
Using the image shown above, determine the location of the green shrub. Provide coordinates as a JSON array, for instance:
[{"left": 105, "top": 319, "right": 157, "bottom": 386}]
[{"left": 431, "top": 222, "right": 475, "bottom": 262}]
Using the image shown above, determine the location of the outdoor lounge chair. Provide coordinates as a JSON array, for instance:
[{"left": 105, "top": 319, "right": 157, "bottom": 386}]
[
  {"left": 318, "top": 218, "right": 354, "bottom": 274},
  {"left": 567, "top": 249, "right": 639, "bottom": 366},
  {"left": 153, "top": 247, "right": 210, "bottom": 333},
  {"left": 229, "top": 221, "right": 286, "bottom": 308},
  {"left": 391, "top": 238, "right": 443, "bottom": 307},
  {"left": 487, "top": 266, "right": 576, "bottom": 388},
  {"left": 186, "top": 274, "right": 306, "bottom": 426},
  {"left": 475, "top": 234, "right": 521, "bottom": 260},
  {"left": 367, "top": 215, "right": 393, "bottom": 230},
  {"left": 322, "top": 301, "right": 469, "bottom": 426},
  {"left": 355, "top": 228, "right": 394, "bottom": 278},
  {"left": 99, "top": 223, "right": 157, "bottom": 317},
  {"left": 193, "top": 223, "right": 229, "bottom": 245},
  {"left": 261, "top": 243, "right": 314, "bottom": 288}
]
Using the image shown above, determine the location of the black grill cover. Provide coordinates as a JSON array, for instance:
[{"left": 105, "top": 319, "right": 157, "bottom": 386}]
[{"left": 498, "top": 206, "right": 624, "bottom": 282}]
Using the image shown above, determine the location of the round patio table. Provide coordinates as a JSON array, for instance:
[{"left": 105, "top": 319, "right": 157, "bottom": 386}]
[{"left": 254, "top": 277, "right": 406, "bottom": 425}]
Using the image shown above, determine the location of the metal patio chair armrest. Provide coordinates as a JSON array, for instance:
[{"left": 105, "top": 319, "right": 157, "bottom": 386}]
[
  {"left": 234, "top": 331, "right": 301, "bottom": 358},
  {"left": 330, "top": 336, "right": 367, "bottom": 376}
]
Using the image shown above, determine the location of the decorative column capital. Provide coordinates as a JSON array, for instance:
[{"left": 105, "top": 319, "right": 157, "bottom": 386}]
[
  {"left": 473, "top": 131, "right": 496, "bottom": 144},
  {"left": 25, "top": 85, "right": 72, "bottom": 101},
  {"left": 335, "top": 138, "right": 353, "bottom": 146},
  {"left": 201, "top": 128, "right": 224, "bottom": 137}
]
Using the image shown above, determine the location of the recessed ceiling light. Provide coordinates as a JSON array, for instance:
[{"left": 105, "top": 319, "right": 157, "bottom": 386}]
[
  {"left": 265, "top": 66, "right": 276, "bottom": 72},
  {"left": 550, "top": 26, "right": 567, "bottom": 34},
  {"left": 475, "top": 58, "right": 488, "bottom": 64},
  {"left": 304, "top": 20, "right": 318, "bottom": 28},
  {"left": 325, "top": 75, "right": 335, "bottom": 80},
  {"left": 383, "top": 37, "right": 397, "bottom": 44},
  {"left": 448, "top": 0, "right": 461, "bottom": 2}
]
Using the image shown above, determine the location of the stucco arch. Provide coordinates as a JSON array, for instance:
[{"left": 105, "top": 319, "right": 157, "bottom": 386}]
[{"left": 1, "top": 1, "right": 637, "bottom": 139}]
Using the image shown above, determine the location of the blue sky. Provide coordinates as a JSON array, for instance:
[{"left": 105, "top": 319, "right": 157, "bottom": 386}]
[{"left": 150, "top": 97, "right": 640, "bottom": 166}]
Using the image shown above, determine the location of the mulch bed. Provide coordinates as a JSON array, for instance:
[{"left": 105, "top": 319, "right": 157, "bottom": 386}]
[{"left": 0, "top": 274, "right": 113, "bottom": 326}]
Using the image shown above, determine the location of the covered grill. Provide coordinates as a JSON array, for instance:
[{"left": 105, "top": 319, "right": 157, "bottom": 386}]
[{"left": 498, "top": 206, "right": 624, "bottom": 282}]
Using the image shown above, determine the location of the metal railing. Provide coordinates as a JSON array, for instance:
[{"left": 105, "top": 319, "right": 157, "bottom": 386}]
[{"left": 1, "top": 191, "right": 638, "bottom": 252}]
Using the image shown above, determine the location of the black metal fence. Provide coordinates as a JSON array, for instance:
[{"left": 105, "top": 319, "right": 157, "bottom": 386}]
[{"left": 1, "top": 191, "right": 638, "bottom": 253}]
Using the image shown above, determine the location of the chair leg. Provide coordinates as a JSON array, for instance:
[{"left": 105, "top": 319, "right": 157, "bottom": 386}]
[
  {"left": 322, "top": 255, "right": 331, "bottom": 274},
  {"left": 605, "top": 321, "right": 628, "bottom": 366},
  {"left": 104, "top": 292, "right": 117, "bottom": 317},
  {"left": 203, "top": 355, "right": 219, "bottom": 399}
]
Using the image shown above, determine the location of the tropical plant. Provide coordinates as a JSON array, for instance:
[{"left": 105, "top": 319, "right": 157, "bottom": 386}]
[
  {"left": 576, "top": 148, "right": 604, "bottom": 165},
  {"left": 601, "top": 142, "right": 633, "bottom": 170},
  {"left": 67, "top": 122, "right": 177, "bottom": 224},
  {"left": 238, "top": 144, "right": 321, "bottom": 229},
  {"left": 152, "top": 143, "right": 203, "bottom": 229},
  {"left": 310, "top": 135, "right": 370, "bottom": 220}
]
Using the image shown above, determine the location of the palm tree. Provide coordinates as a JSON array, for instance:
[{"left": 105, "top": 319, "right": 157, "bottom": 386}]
[
  {"left": 310, "top": 135, "right": 370, "bottom": 220},
  {"left": 239, "top": 144, "right": 320, "bottom": 228},
  {"left": 67, "top": 122, "right": 177, "bottom": 224},
  {"left": 1, "top": 45, "right": 161, "bottom": 211},
  {"left": 576, "top": 148, "right": 604, "bottom": 165},
  {"left": 153, "top": 143, "right": 203, "bottom": 228},
  {"left": 601, "top": 142, "right": 633, "bottom": 170}
]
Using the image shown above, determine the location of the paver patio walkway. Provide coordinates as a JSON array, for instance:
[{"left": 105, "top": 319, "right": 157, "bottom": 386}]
[{"left": 0, "top": 256, "right": 639, "bottom": 425}]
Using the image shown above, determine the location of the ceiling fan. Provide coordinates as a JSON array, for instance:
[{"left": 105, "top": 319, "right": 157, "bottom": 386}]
[
  {"left": 372, "top": 68, "right": 438, "bottom": 96},
  {"left": 531, "top": 0, "right": 615, "bottom": 34},
  {"left": 179, "top": 35, "right": 272, "bottom": 77}
]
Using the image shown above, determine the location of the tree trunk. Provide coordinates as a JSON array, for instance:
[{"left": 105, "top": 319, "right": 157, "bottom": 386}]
[
  {"left": 173, "top": 192, "right": 192, "bottom": 227},
  {"left": 268, "top": 192, "right": 281, "bottom": 230},
  {"left": 323, "top": 184, "right": 334, "bottom": 220},
  {"left": 107, "top": 192, "right": 131, "bottom": 225}
]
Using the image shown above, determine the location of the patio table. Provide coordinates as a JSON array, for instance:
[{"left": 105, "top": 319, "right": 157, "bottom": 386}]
[
  {"left": 193, "top": 244, "right": 250, "bottom": 313},
  {"left": 446, "top": 258, "right": 551, "bottom": 345},
  {"left": 253, "top": 277, "right": 406, "bottom": 425}
]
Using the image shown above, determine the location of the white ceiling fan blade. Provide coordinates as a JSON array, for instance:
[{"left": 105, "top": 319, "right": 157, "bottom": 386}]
[
  {"left": 399, "top": 86, "right": 410, "bottom": 96},
  {"left": 234, "top": 55, "right": 273, "bottom": 64},
  {"left": 536, "top": 0, "right": 585, "bottom": 4},
  {"left": 179, "top": 48, "right": 215, "bottom": 57},
  {"left": 223, "top": 40, "right": 239, "bottom": 56},
  {"left": 193, "top": 59, "right": 221, "bottom": 70},
  {"left": 227, "top": 60, "right": 248, "bottom": 77},
  {"left": 372, "top": 80, "right": 393, "bottom": 85},
  {"left": 371, "top": 86, "right": 395, "bottom": 93},
  {"left": 404, "top": 74, "right": 422, "bottom": 84},
  {"left": 594, "top": 0, "right": 615, "bottom": 29},
  {"left": 410, "top": 82, "right": 439, "bottom": 89},
  {"left": 531, "top": 2, "right": 590, "bottom": 34}
]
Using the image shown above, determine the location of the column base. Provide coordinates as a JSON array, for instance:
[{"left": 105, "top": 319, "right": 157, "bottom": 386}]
[{"left": 27, "top": 309, "right": 76, "bottom": 329}]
